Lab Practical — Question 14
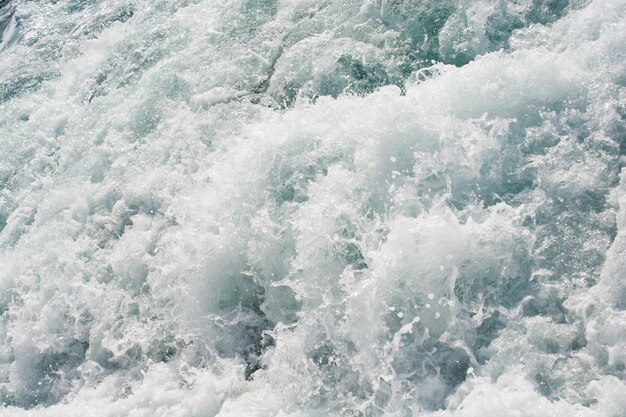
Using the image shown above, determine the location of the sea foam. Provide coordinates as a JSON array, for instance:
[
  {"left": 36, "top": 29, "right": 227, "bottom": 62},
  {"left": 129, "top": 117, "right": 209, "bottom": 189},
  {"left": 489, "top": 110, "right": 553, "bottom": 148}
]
[{"left": 0, "top": 0, "right": 625, "bottom": 415}]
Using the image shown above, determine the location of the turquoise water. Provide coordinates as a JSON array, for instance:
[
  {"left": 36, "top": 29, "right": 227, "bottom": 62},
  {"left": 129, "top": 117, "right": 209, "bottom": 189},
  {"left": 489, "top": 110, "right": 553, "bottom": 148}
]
[{"left": 0, "top": 0, "right": 625, "bottom": 416}]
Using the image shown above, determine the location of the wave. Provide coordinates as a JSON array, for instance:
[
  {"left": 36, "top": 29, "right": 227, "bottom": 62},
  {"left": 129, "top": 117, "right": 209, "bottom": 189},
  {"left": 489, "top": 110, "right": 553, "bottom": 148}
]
[{"left": 0, "top": 0, "right": 625, "bottom": 416}]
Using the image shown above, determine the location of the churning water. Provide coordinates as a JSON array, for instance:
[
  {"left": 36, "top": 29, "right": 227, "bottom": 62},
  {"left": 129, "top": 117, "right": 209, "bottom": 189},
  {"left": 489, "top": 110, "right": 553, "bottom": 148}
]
[{"left": 0, "top": 0, "right": 625, "bottom": 416}]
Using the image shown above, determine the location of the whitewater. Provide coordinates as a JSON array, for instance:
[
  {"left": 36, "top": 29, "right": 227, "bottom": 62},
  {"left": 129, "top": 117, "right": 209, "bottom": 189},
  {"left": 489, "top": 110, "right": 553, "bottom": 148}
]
[{"left": 0, "top": 0, "right": 625, "bottom": 415}]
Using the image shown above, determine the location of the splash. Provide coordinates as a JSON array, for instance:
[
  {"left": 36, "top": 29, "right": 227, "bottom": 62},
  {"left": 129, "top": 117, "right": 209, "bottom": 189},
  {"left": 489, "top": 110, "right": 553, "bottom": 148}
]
[{"left": 0, "top": 0, "right": 625, "bottom": 416}]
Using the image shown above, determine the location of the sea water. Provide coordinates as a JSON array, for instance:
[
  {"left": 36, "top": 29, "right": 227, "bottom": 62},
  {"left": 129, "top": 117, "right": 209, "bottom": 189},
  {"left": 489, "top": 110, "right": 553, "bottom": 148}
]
[{"left": 0, "top": 0, "right": 625, "bottom": 416}]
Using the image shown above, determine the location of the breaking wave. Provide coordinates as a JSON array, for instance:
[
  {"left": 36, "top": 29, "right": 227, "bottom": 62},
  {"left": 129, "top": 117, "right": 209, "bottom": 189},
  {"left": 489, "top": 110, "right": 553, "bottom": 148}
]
[{"left": 0, "top": 0, "right": 625, "bottom": 416}]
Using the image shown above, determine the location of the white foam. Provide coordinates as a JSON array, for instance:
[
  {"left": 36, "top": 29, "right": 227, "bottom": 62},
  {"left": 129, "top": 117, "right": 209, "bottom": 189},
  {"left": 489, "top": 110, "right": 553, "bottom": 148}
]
[{"left": 0, "top": 0, "right": 625, "bottom": 415}]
